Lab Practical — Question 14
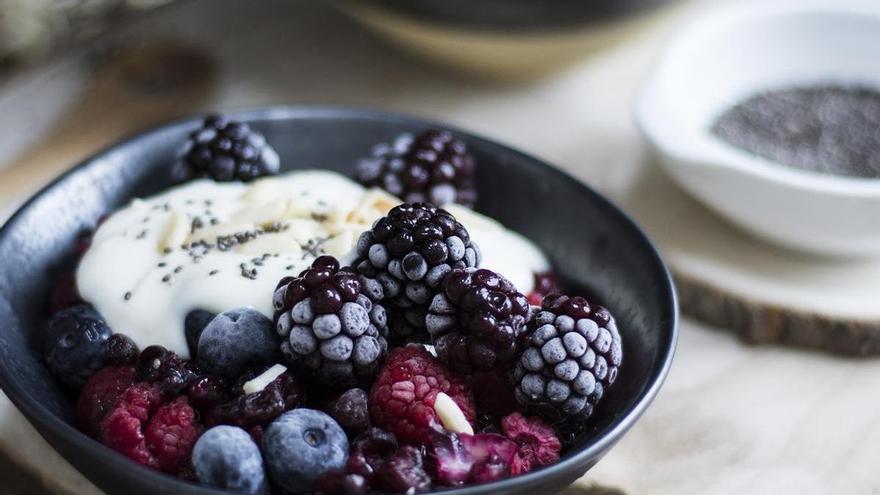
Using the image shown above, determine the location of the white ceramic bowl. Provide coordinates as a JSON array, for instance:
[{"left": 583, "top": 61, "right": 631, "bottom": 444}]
[{"left": 635, "top": 0, "right": 880, "bottom": 257}]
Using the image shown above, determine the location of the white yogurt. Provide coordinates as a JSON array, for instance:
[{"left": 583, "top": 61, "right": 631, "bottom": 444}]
[{"left": 77, "top": 170, "right": 549, "bottom": 356}]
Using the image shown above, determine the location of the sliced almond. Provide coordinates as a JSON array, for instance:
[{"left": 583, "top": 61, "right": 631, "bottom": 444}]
[
  {"left": 235, "top": 233, "right": 302, "bottom": 256},
  {"left": 157, "top": 209, "right": 188, "bottom": 254},
  {"left": 229, "top": 199, "right": 287, "bottom": 225},
  {"left": 242, "top": 364, "right": 287, "bottom": 395},
  {"left": 434, "top": 391, "right": 474, "bottom": 435}
]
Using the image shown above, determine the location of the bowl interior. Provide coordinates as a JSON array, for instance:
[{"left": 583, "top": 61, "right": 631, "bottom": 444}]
[
  {"left": 0, "top": 108, "right": 676, "bottom": 495},
  {"left": 643, "top": 2, "right": 880, "bottom": 167}
]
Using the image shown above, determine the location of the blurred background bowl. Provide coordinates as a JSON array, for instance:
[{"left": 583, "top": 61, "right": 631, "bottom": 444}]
[{"left": 328, "top": 0, "right": 679, "bottom": 79}]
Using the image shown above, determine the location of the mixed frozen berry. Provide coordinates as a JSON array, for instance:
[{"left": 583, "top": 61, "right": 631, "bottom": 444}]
[
  {"left": 273, "top": 255, "right": 389, "bottom": 387},
  {"left": 172, "top": 115, "right": 280, "bottom": 183},
  {"left": 427, "top": 267, "right": 530, "bottom": 374},
  {"left": 514, "top": 294, "right": 623, "bottom": 421},
  {"left": 356, "top": 129, "right": 477, "bottom": 207},
  {"left": 354, "top": 202, "right": 481, "bottom": 341},
  {"left": 44, "top": 123, "right": 625, "bottom": 494}
]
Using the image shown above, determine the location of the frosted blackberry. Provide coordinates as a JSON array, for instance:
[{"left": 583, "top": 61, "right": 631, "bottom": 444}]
[
  {"left": 172, "top": 115, "right": 280, "bottom": 183},
  {"left": 353, "top": 203, "right": 480, "bottom": 341},
  {"left": 356, "top": 130, "right": 477, "bottom": 207},
  {"left": 513, "top": 294, "right": 622, "bottom": 421},
  {"left": 427, "top": 268, "right": 530, "bottom": 374},
  {"left": 273, "top": 256, "right": 389, "bottom": 387}
]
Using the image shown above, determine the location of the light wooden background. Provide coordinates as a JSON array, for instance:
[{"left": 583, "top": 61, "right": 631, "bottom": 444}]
[{"left": 1, "top": 1, "right": 879, "bottom": 494}]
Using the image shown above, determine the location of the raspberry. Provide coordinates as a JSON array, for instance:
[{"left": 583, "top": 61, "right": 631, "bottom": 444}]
[
  {"left": 172, "top": 115, "right": 280, "bottom": 183},
  {"left": 354, "top": 203, "right": 480, "bottom": 342},
  {"left": 501, "top": 413, "right": 561, "bottom": 475},
  {"left": 101, "top": 382, "right": 163, "bottom": 469},
  {"left": 144, "top": 396, "right": 201, "bottom": 474},
  {"left": 513, "top": 294, "right": 623, "bottom": 421},
  {"left": 274, "top": 256, "right": 389, "bottom": 387},
  {"left": 428, "top": 430, "right": 517, "bottom": 486},
  {"left": 427, "top": 268, "right": 530, "bottom": 374},
  {"left": 356, "top": 129, "right": 477, "bottom": 207},
  {"left": 76, "top": 366, "right": 136, "bottom": 438},
  {"left": 368, "top": 346, "right": 474, "bottom": 445},
  {"left": 528, "top": 271, "right": 561, "bottom": 306}
]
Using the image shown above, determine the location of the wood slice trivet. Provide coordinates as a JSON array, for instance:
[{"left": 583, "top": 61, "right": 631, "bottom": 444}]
[{"left": 617, "top": 161, "right": 880, "bottom": 356}]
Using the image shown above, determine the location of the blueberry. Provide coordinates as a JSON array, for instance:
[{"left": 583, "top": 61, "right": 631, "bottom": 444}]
[
  {"left": 185, "top": 309, "right": 216, "bottom": 358},
  {"left": 262, "top": 409, "right": 349, "bottom": 492},
  {"left": 192, "top": 425, "right": 268, "bottom": 494},
  {"left": 197, "top": 308, "right": 278, "bottom": 377},
  {"left": 44, "top": 305, "right": 112, "bottom": 388}
]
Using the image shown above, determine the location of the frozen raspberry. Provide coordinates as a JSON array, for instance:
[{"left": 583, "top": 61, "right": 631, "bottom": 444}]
[
  {"left": 501, "top": 413, "right": 561, "bottom": 475},
  {"left": 76, "top": 366, "right": 136, "bottom": 438},
  {"left": 274, "top": 256, "right": 389, "bottom": 387},
  {"left": 356, "top": 129, "right": 477, "bottom": 207},
  {"left": 427, "top": 268, "right": 530, "bottom": 374},
  {"left": 369, "top": 346, "right": 474, "bottom": 445},
  {"left": 101, "top": 382, "right": 163, "bottom": 468},
  {"left": 373, "top": 445, "right": 432, "bottom": 494},
  {"left": 528, "top": 272, "right": 561, "bottom": 306},
  {"left": 144, "top": 396, "right": 201, "bottom": 474},
  {"left": 428, "top": 430, "right": 517, "bottom": 486}
]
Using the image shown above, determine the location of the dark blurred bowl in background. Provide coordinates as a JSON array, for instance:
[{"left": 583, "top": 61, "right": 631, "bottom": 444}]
[{"left": 328, "top": 0, "right": 678, "bottom": 79}]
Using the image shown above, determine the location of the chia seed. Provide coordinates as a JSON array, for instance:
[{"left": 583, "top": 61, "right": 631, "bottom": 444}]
[
  {"left": 124, "top": 291, "right": 132, "bottom": 301},
  {"left": 712, "top": 85, "right": 880, "bottom": 178}
]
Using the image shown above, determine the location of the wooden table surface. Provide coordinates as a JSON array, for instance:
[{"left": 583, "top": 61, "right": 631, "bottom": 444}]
[{"left": 1, "top": 1, "right": 879, "bottom": 494}]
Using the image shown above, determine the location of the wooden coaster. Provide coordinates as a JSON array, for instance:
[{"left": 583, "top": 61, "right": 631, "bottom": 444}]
[{"left": 617, "top": 162, "right": 880, "bottom": 356}]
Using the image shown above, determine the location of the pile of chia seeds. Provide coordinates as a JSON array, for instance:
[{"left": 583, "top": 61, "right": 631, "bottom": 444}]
[{"left": 711, "top": 85, "right": 880, "bottom": 178}]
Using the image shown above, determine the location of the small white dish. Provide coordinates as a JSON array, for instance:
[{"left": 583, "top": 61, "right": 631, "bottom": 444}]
[{"left": 635, "top": 0, "right": 880, "bottom": 257}]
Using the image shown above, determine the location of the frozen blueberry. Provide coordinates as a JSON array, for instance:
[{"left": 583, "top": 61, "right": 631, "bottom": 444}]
[
  {"left": 198, "top": 308, "right": 278, "bottom": 377},
  {"left": 192, "top": 426, "right": 268, "bottom": 494},
  {"left": 262, "top": 409, "right": 349, "bottom": 492},
  {"left": 44, "top": 304, "right": 112, "bottom": 388}
]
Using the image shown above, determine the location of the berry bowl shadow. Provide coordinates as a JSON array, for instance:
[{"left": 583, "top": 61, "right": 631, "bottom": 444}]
[{"left": 0, "top": 107, "right": 677, "bottom": 495}]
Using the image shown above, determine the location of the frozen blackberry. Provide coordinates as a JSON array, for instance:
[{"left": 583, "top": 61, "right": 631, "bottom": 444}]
[
  {"left": 274, "top": 256, "right": 389, "bottom": 387},
  {"left": 356, "top": 129, "right": 477, "bottom": 207},
  {"left": 353, "top": 203, "right": 480, "bottom": 341},
  {"left": 427, "top": 268, "right": 530, "bottom": 374},
  {"left": 513, "top": 294, "right": 622, "bottom": 421},
  {"left": 172, "top": 115, "right": 280, "bottom": 183}
]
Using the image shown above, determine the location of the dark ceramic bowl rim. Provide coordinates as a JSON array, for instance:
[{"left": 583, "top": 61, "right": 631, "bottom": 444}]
[
  {"left": 0, "top": 106, "right": 677, "bottom": 495},
  {"left": 334, "top": 0, "right": 674, "bottom": 33}
]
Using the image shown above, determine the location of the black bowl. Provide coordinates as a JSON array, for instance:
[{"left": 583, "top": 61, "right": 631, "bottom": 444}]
[
  {"left": 345, "top": 0, "right": 673, "bottom": 32},
  {"left": 0, "top": 107, "right": 677, "bottom": 495}
]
